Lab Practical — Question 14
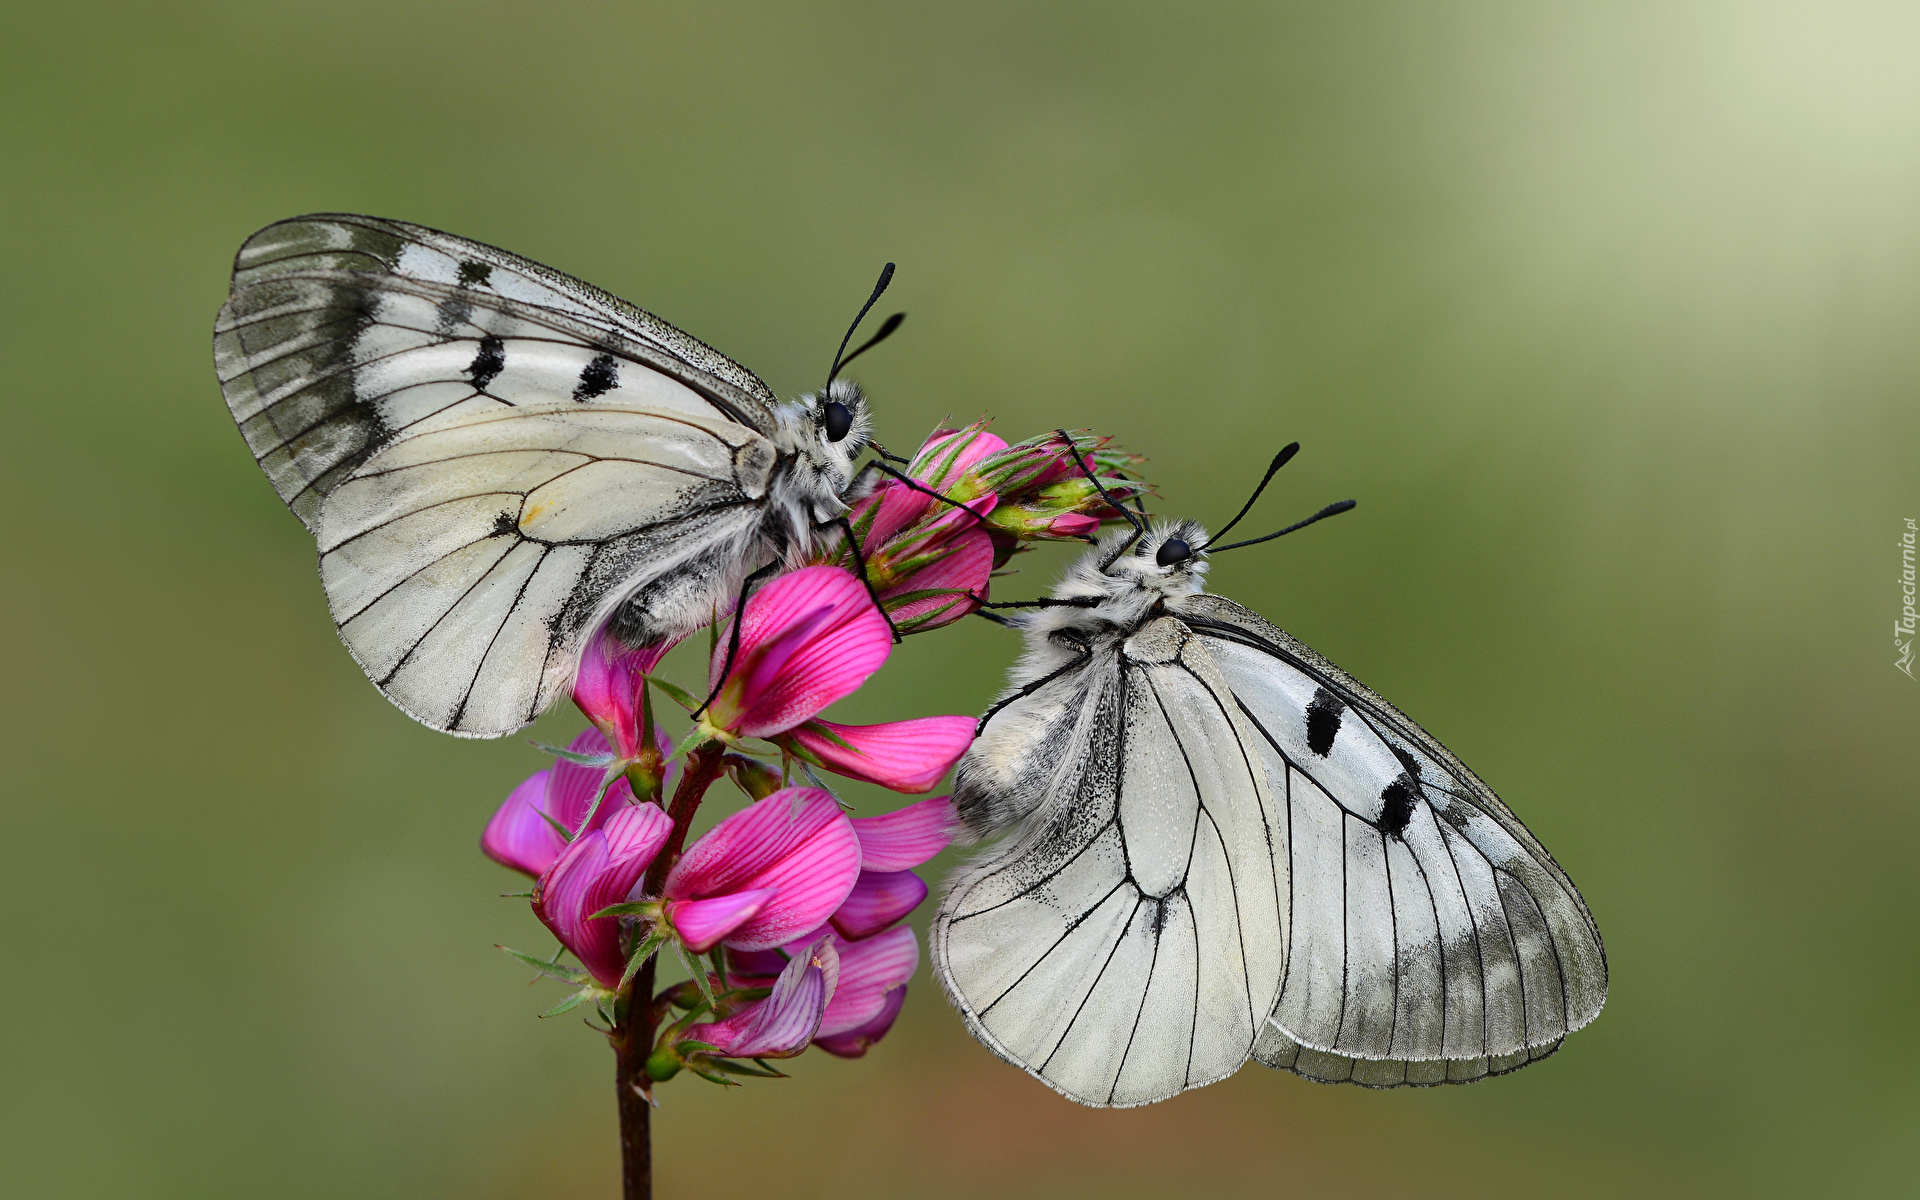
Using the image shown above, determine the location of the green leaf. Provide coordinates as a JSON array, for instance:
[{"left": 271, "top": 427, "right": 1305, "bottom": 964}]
[
  {"left": 647, "top": 674, "right": 701, "bottom": 712},
  {"left": 497, "top": 945, "right": 591, "bottom": 985},
  {"left": 539, "top": 991, "right": 589, "bottom": 1019},
  {"left": 675, "top": 942, "right": 717, "bottom": 1010}
]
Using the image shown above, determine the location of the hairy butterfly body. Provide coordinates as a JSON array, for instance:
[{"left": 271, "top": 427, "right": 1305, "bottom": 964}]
[
  {"left": 215, "top": 214, "right": 877, "bottom": 737},
  {"left": 933, "top": 519, "right": 1606, "bottom": 1105}
]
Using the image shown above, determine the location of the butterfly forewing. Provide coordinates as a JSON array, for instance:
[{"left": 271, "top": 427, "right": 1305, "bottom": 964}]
[
  {"left": 1179, "top": 593, "right": 1606, "bottom": 1086},
  {"left": 935, "top": 618, "right": 1287, "bottom": 1107},
  {"left": 215, "top": 214, "right": 779, "bottom": 531}
]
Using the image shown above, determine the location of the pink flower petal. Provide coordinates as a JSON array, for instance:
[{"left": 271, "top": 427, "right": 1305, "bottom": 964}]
[
  {"left": 814, "top": 984, "right": 907, "bottom": 1058},
  {"left": 690, "top": 937, "right": 838, "bottom": 1059},
  {"left": 829, "top": 869, "right": 928, "bottom": 940},
  {"left": 850, "top": 795, "right": 958, "bottom": 871},
  {"left": 573, "top": 625, "right": 680, "bottom": 759},
  {"left": 912, "top": 425, "right": 1008, "bottom": 485},
  {"left": 786, "top": 716, "right": 973, "bottom": 794},
  {"left": 707, "top": 567, "right": 892, "bottom": 738},
  {"left": 546, "top": 728, "right": 636, "bottom": 833},
  {"left": 666, "top": 889, "right": 777, "bottom": 954},
  {"left": 531, "top": 803, "right": 672, "bottom": 989},
  {"left": 482, "top": 769, "right": 562, "bottom": 878},
  {"left": 662, "top": 788, "right": 863, "bottom": 952},
  {"left": 817, "top": 926, "right": 919, "bottom": 1038}
]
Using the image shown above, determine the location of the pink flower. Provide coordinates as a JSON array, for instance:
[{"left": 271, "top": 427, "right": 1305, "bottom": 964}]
[
  {"left": 970, "top": 429, "right": 1149, "bottom": 545},
  {"left": 572, "top": 625, "right": 680, "bottom": 760},
  {"left": 731, "top": 926, "right": 920, "bottom": 1059},
  {"left": 701, "top": 566, "right": 893, "bottom": 741},
  {"left": 685, "top": 937, "right": 839, "bottom": 1060},
  {"left": 531, "top": 803, "right": 673, "bottom": 990},
  {"left": 850, "top": 794, "right": 959, "bottom": 871},
  {"left": 778, "top": 715, "right": 974, "bottom": 793},
  {"left": 483, "top": 728, "right": 664, "bottom": 878},
  {"left": 826, "top": 794, "right": 958, "bottom": 940},
  {"left": 661, "top": 787, "right": 863, "bottom": 952}
]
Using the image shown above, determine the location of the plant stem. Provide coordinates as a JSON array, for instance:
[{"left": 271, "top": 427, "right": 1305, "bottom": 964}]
[{"left": 614, "top": 740, "right": 728, "bottom": 1200}]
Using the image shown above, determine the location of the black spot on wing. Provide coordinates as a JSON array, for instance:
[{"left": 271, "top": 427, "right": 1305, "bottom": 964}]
[
  {"left": 469, "top": 334, "right": 506, "bottom": 390},
  {"left": 574, "top": 352, "right": 618, "bottom": 400},
  {"left": 1378, "top": 776, "right": 1417, "bottom": 838},
  {"left": 490, "top": 510, "right": 518, "bottom": 538},
  {"left": 1306, "top": 687, "right": 1344, "bottom": 757},
  {"left": 457, "top": 259, "right": 493, "bottom": 287}
]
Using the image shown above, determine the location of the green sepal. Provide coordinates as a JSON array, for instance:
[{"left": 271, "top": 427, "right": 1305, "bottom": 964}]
[
  {"left": 498, "top": 890, "right": 533, "bottom": 899},
  {"left": 619, "top": 928, "right": 669, "bottom": 989},
  {"left": 539, "top": 991, "right": 590, "bottom": 1019},
  {"left": 533, "top": 804, "right": 574, "bottom": 844},
  {"left": 569, "top": 765, "right": 626, "bottom": 840},
  {"left": 533, "top": 742, "right": 618, "bottom": 768},
  {"left": 690, "top": 1066, "right": 741, "bottom": 1087},
  {"left": 497, "top": 945, "right": 591, "bottom": 985},
  {"left": 674, "top": 942, "right": 718, "bottom": 1010},
  {"left": 647, "top": 675, "right": 702, "bottom": 713},
  {"left": 588, "top": 901, "right": 659, "bottom": 920},
  {"left": 645, "top": 1046, "right": 684, "bottom": 1082},
  {"left": 703, "top": 1057, "right": 787, "bottom": 1079}
]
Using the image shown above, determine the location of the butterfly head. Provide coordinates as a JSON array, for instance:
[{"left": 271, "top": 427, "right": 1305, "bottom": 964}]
[
  {"left": 1114, "top": 518, "right": 1211, "bottom": 595},
  {"left": 776, "top": 379, "right": 874, "bottom": 497}
]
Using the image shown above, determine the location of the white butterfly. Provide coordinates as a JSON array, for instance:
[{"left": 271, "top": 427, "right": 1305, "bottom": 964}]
[
  {"left": 215, "top": 214, "right": 897, "bottom": 738},
  {"left": 933, "top": 471, "right": 1606, "bottom": 1105}
]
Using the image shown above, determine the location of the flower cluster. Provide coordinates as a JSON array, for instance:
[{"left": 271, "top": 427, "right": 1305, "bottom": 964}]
[
  {"left": 816, "top": 423, "right": 1147, "bottom": 632},
  {"left": 483, "top": 420, "right": 1146, "bottom": 1101}
]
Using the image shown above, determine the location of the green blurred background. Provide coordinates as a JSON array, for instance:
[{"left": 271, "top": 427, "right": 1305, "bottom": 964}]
[{"left": 4, "top": 2, "right": 1915, "bottom": 1196}]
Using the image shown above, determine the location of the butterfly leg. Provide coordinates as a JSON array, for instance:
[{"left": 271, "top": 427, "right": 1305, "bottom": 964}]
[
  {"left": 816, "top": 515, "right": 903, "bottom": 644},
  {"left": 974, "top": 632, "right": 1093, "bottom": 737},
  {"left": 692, "top": 558, "right": 787, "bottom": 720}
]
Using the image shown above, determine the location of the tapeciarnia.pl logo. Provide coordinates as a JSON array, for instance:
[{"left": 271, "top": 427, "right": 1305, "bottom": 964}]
[{"left": 1899, "top": 518, "right": 1916, "bottom": 679}]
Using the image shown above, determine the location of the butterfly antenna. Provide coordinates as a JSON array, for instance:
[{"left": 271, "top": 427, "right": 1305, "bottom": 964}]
[
  {"left": 1206, "top": 499, "right": 1356, "bottom": 553},
  {"left": 836, "top": 312, "right": 906, "bottom": 374},
  {"left": 1209, "top": 443, "right": 1299, "bottom": 543},
  {"left": 1055, "top": 429, "right": 1143, "bottom": 536},
  {"left": 826, "top": 263, "right": 896, "bottom": 387}
]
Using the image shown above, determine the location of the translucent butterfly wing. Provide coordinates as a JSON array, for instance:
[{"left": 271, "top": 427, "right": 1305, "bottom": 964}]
[
  {"left": 214, "top": 214, "right": 779, "bottom": 531},
  {"left": 1179, "top": 593, "right": 1606, "bottom": 1087},
  {"left": 934, "top": 618, "right": 1287, "bottom": 1107},
  {"left": 316, "top": 403, "right": 777, "bottom": 737}
]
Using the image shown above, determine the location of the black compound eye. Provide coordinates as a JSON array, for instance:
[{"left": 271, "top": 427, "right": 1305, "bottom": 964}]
[
  {"left": 1155, "top": 537, "right": 1192, "bottom": 567},
  {"left": 822, "top": 400, "right": 854, "bottom": 443}
]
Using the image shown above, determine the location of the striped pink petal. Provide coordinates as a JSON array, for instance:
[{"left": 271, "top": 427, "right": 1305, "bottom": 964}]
[
  {"left": 814, "top": 984, "right": 907, "bottom": 1058},
  {"left": 531, "top": 803, "right": 673, "bottom": 990},
  {"left": 663, "top": 788, "right": 862, "bottom": 952},
  {"left": 829, "top": 869, "right": 928, "bottom": 940},
  {"left": 666, "top": 889, "right": 776, "bottom": 954},
  {"left": 786, "top": 716, "right": 973, "bottom": 794},
  {"left": 706, "top": 567, "right": 892, "bottom": 739},
  {"left": 816, "top": 925, "right": 919, "bottom": 1038},
  {"left": 481, "top": 769, "right": 560, "bottom": 878},
  {"left": 688, "top": 937, "right": 838, "bottom": 1060},
  {"left": 850, "top": 795, "right": 958, "bottom": 871},
  {"left": 545, "top": 728, "right": 637, "bottom": 831}
]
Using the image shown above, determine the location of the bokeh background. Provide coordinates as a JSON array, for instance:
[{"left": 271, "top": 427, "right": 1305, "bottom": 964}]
[{"left": 4, "top": 2, "right": 1916, "bottom": 1196}]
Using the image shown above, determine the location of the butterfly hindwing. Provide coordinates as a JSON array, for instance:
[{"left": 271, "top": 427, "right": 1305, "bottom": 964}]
[
  {"left": 935, "top": 617, "right": 1287, "bottom": 1107},
  {"left": 1180, "top": 593, "right": 1606, "bottom": 1087},
  {"left": 215, "top": 214, "right": 780, "bottom": 531},
  {"left": 317, "top": 404, "right": 776, "bottom": 737}
]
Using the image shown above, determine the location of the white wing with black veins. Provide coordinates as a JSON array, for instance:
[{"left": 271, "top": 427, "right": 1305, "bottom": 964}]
[
  {"left": 214, "top": 213, "right": 780, "bottom": 531},
  {"left": 316, "top": 404, "right": 776, "bottom": 738},
  {"left": 1179, "top": 593, "right": 1607, "bottom": 1088},
  {"left": 934, "top": 617, "right": 1287, "bottom": 1107}
]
